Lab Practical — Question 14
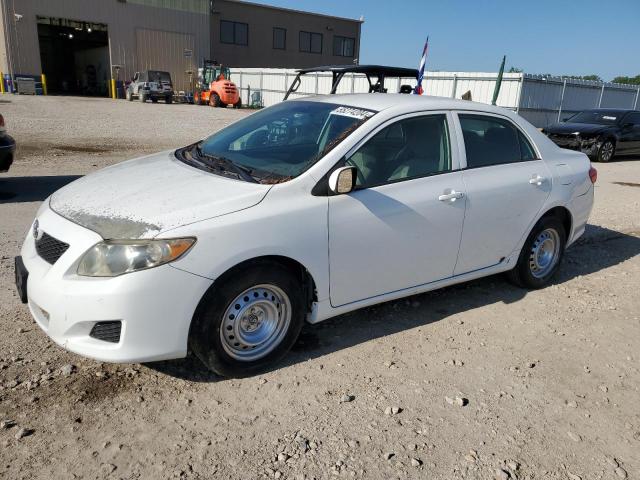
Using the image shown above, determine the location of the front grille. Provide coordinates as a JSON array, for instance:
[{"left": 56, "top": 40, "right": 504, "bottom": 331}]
[
  {"left": 35, "top": 232, "right": 70, "bottom": 265},
  {"left": 89, "top": 321, "right": 122, "bottom": 343}
]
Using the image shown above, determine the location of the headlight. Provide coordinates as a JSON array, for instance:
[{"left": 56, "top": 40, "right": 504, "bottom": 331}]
[{"left": 77, "top": 238, "right": 196, "bottom": 277}]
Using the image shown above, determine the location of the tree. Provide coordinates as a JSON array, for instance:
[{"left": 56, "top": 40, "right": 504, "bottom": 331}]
[
  {"left": 562, "top": 74, "right": 603, "bottom": 82},
  {"left": 612, "top": 75, "right": 640, "bottom": 85},
  {"left": 508, "top": 66, "right": 523, "bottom": 73}
]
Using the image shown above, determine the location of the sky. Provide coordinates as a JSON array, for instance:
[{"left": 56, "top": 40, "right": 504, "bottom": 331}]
[{"left": 258, "top": 0, "right": 639, "bottom": 81}]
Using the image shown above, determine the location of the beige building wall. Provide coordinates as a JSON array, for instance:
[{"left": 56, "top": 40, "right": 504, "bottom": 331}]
[{"left": 211, "top": 0, "right": 362, "bottom": 68}]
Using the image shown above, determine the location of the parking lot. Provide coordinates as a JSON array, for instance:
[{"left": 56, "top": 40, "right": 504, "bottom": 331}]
[{"left": 1, "top": 95, "right": 639, "bottom": 479}]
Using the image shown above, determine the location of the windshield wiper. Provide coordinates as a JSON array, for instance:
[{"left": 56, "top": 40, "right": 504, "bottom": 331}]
[{"left": 193, "top": 143, "right": 258, "bottom": 183}]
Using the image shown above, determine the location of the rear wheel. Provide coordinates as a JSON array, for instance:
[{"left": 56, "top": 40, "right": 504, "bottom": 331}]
[
  {"left": 151, "top": 97, "right": 158, "bottom": 103},
  {"left": 189, "top": 262, "right": 305, "bottom": 377},
  {"left": 126, "top": 89, "right": 133, "bottom": 101},
  {"left": 506, "top": 216, "right": 566, "bottom": 289},
  {"left": 233, "top": 98, "right": 242, "bottom": 109},
  {"left": 165, "top": 95, "right": 173, "bottom": 104},
  {"left": 597, "top": 139, "right": 615, "bottom": 162}
]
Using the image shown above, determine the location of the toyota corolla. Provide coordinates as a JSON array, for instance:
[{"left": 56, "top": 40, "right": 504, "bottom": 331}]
[{"left": 15, "top": 94, "right": 596, "bottom": 377}]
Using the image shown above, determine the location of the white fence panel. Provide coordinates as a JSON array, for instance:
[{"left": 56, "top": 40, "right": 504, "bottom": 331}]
[{"left": 229, "top": 68, "right": 639, "bottom": 127}]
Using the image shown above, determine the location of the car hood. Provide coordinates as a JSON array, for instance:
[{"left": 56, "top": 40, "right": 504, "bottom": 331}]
[
  {"left": 50, "top": 150, "right": 272, "bottom": 239},
  {"left": 544, "top": 122, "right": 611, "bottom": 135}
]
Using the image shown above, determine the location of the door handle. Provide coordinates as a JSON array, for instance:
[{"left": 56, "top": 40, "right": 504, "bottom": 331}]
[
  {"left": 438, "top": 190, "right": 465, "bottom": 202},
  {"left": 529, "top": 174, "right": 546, "bottom": 186}
]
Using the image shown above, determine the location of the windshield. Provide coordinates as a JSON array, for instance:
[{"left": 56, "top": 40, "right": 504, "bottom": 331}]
[
  {"left": 566, "top": 111, "right": 621, "bottom": 125},
  {"left": 149, "top": 71, "right": 171, "bottom": 83},
  {"left": 192, "top": 101, "right": 376, "bottom": 183}
]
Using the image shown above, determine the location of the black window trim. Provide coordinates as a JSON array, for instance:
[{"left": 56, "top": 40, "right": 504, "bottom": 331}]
[
  {"left": 313, "top": 111, "right": 456, "bottom": 195},
  {"left": 299, "top": 30, "right": 323, "bottom": 54},
  {"left": 455, "top": 111, "right": 542, "bottom": 171},
  {"left": 333, "top": 35, "right": 355, "bottom": 57},
  {"left": 220, "top": 20, "right": 248, "bottom": 46},
  {"left": 273, "top": 26, "right": 286, "bottom": 50}
]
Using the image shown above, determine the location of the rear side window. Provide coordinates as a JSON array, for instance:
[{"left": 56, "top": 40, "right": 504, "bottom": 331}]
[{"left": 459, "top": 114, "right": 537, "bottom": 168}]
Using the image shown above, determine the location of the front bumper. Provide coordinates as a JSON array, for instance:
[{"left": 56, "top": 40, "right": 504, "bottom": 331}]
[
  {"left": 19, "top": 203, "right": 213, "bottom": 363},
  {"left": 546, "top": 134, "right": 599, "bottom": 158}
]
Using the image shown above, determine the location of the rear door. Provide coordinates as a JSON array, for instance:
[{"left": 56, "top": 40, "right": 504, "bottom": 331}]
[{"left": 453, "top": 112, "right": 552, "bottom": 275}]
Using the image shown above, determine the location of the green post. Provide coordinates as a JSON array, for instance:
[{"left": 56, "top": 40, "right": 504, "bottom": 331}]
[{"left": 491, "top": 55, "right": 506, "bottom": 106}]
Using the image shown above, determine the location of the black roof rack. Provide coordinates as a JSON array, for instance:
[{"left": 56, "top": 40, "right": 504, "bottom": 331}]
[
  {"left": 294, "top": 64, "right": 418, "bottom": 77},
  {"left": 284, "top": 64, "right": 419, "bottom": 100}
]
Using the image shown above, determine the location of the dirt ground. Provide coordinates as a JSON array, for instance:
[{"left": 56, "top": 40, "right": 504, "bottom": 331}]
[{"left": 1, "top": 95, "right": 639, "bottom": 480}]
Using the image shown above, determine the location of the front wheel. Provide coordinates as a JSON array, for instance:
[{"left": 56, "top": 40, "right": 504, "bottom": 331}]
[
  {"left": 139, "top": 93, "right": 147, "bottom": 103},
  {"left": 506, "top": 216, "right": 566, "bottom": 289},
  {"left": 165, "top": 95, "right": 173, "bottom": 104},
  {"left": 233, "top": 98, "right": 242, "bottom": 109},
  {"left": 189, "top": 262, "right": 305, "bottom": 377},
  {"left": 210, "top": 93, "right": 222, "bottom": 107},
  {"left": 597, "top": 139, "right": 615, "bottom": 162},
  {"left": 126, "top": 90, "right": 133, "bottom": 101}
]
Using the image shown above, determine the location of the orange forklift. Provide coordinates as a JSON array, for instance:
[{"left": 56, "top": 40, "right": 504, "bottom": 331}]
[{"left": 194, "top": 60, "right": 241, "bottom": 108}]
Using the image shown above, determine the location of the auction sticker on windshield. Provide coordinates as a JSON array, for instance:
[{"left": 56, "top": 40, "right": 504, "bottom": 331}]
[{"left": 331, "top": 106, "right": 375, "bottom": 120}]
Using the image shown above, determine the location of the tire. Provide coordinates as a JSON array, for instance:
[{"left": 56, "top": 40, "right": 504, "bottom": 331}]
[
  {"left": 165, "top": 96, "right": 173, "bottom": 104},
  {"left": 139, "top": 93, "right": 147, "bottom": 103},
  {"left": 210, "top": 93, "right": 222, "bottom": 107},
  {"left": 196, "top": 92, "right": 204, "bottom": 106},
  {"left": 126, "top": 90, "right": 132, "bottom": 101},
  {"left": 506, "top": 216, "right": 566, "bottom": 289},
  {"left": 596, "top": 139, "right": 615, "bottom": 162},
  {"left": 151, "top": 97, "right": 158, "bottom": 103},
  {"left": 233, "top": 98, "right": 242, "bottom": 109},
  {"left": 189, "top": 261, "right": 305, "bottom": 377}
]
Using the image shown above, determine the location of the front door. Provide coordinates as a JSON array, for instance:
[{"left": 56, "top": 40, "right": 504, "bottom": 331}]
[
  {"left": 618, "top": 112, "right": 640, "bottom": 155},
  {"left": 328, "top": 112, "right": 466, "bottom": 307},
  {"left": 453, "top": 112, "right": 552, "bottom": 275}
]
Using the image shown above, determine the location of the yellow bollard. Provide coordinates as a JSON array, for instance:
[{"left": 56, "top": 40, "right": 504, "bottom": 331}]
[
  {"left": 111, "top": 78, "right": 116, "bottom": 99},
  {"left": 0, "top": 72, "right": 4, "bottom": 94},
  {"left": 41, "top": 73, "right": 47, "bottom": 95}
]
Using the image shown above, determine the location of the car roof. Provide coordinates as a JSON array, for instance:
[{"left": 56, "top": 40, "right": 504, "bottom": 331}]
[
  {"left": 297, "top": 93, "right": 516, "bottom": 115},
  {"left": 295, "top": 64, "right": 418, "bottom": 78}
]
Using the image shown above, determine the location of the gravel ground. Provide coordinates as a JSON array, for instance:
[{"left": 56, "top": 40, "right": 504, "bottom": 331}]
[{"left": 1, "top": 95, "right": 639, "bottom": 480}]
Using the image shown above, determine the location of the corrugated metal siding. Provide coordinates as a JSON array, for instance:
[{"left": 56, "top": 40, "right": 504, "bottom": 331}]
[
  {"left": 0, "top": 0, "right": 209, "bottom": 91},
  {"left": 135, "top": 29, "right": 196, "bottom": 91}
]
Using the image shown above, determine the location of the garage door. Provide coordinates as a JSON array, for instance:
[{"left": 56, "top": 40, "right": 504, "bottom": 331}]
[{"left": 135, "top": 28, "right": 195, "bottom": 92}]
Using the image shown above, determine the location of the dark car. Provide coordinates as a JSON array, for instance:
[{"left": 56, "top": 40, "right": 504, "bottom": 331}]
[
  {"left": 0, "top": 114, "right": 16, "bottom": 172},
  {"left": 542, "top": 109, "right": 640, "bottom": 162}
]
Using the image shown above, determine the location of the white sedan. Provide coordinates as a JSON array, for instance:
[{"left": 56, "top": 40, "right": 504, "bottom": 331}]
[{"left": 15, "top": 94, "right": 596, "bottom": 377}]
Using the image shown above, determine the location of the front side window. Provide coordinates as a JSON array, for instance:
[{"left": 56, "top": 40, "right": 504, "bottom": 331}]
[
  {"left": 459, "top": 114, "right": 536, "bottom": 168},
  {"left": 300, "top": 31, "right": 322, "bottom": 54},
  {"left": 567, "top": 110, "right": 621, "bottom": 125},
  {"left": 273, "top": 27, "right": 286, "bottom": 50},
  {"left": 220, "top": 20, "right": 248, "bottom": 46},
  {"left": 188, "top": 101, "right": 376, "bottom": 183},
  {"left": 346, "top": 114, "right": 451, "bottom": 188},
  {"left": 333, "top": 36, "right": 355, "bottom": 57},
  {"left": 623, "top": 112, "right": 640, "bottom": 125}
]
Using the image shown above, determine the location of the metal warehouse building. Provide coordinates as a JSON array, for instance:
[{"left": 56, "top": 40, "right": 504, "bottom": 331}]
[{"left": 0, "top": 0, "right": 362, "bottom": 96}]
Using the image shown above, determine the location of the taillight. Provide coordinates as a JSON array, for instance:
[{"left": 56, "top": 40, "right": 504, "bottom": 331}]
[
  {"left": 0, "top": 114, "right": 5, "bottom": 128},
  {"left": 589, "top": 165, "right": 597, "bottom": 184}
]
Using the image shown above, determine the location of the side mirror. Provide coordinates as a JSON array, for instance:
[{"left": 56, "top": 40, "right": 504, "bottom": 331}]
[{"left": 328, "top": 166, "right": 357, "bottom": 195}]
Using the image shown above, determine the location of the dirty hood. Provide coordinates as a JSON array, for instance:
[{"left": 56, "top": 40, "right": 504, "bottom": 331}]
[{"left": 50, "top": 151, "right": 272, "bottom": 239}]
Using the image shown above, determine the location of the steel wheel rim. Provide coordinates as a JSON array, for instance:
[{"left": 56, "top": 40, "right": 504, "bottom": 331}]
[
  {"left": 529, "top": 228, "right": 560, "bottom": 278},
  {"left": 220, "top": 284, "right": 291, "bottom": 361},
  {"left": 601, "top": 142, "right": 614, "bottom": 161}
]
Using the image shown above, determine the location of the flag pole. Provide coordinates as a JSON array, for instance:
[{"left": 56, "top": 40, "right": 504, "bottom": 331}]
[{"left": 414, "top": 36, "right": 429, "bottom": 95}]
